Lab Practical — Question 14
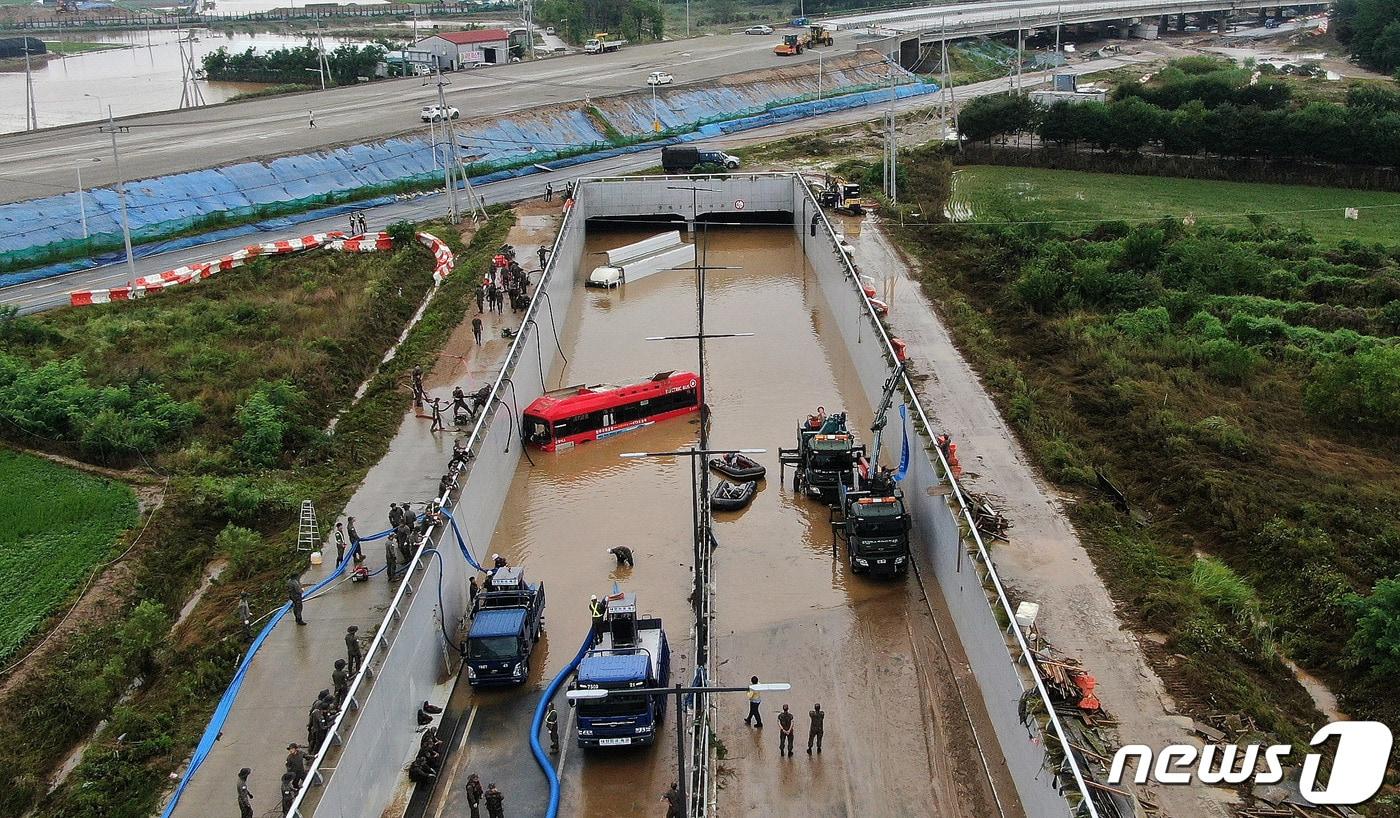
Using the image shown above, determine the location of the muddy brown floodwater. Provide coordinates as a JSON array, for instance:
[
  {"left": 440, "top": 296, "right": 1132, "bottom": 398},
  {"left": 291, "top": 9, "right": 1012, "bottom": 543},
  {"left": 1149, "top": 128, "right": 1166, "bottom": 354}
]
[{"left": 432, "top": 224, "right": 1015, "bottom": 818}]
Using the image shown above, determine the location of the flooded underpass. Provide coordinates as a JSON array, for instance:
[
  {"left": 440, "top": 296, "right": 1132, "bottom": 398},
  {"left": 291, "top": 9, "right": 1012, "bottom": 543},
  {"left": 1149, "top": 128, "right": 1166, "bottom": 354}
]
[{"left": 425, "top": 221, "right": 1018, "bottom": 818}]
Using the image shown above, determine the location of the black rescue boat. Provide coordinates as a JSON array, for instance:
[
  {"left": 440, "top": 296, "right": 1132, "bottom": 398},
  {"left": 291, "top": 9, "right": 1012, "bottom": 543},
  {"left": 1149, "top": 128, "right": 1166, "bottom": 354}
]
[
  {"left": 711, "top": 480, "right": 758, "bottom": 512},
  {"left": 709, "top": 453, "right": 766, "bottom": 481}
]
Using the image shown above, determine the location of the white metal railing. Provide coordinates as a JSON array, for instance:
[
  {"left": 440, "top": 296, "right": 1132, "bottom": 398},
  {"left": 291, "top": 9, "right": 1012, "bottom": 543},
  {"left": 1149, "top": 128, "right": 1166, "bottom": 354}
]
[
  {"left": 825, "top": 0, "right": 1312, "bottom": 34},
  {"left": 796, "top": 176, "right": 1103, "bottom": 817},
  {"left": 286, "top": 203, "right": 580, "bottom": 816}
]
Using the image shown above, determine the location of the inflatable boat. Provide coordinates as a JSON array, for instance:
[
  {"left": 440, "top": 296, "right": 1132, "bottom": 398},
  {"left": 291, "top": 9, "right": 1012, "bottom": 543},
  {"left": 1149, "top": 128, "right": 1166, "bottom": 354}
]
[
  {"left": 711, "top": 480, "right": 757, "bottom": 512},
  {"left": 709, "top": 453, "right": 766, "bottom": 481}
]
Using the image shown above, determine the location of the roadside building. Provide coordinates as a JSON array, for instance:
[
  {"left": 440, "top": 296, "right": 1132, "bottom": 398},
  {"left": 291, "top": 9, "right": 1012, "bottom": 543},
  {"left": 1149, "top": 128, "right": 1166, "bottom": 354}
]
[{"left": 414, "top": 29, "right": 511, "bottom": 70}]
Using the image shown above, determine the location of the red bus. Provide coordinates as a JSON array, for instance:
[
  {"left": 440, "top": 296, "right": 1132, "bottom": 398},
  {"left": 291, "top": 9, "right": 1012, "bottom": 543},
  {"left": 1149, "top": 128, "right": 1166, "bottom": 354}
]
[{"left": 523, "top": 370, "right": 702, "bottom": 451}]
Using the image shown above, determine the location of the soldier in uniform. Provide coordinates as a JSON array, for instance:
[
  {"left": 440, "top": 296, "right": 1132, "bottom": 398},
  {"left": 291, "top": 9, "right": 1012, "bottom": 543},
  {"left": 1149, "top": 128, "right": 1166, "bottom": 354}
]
[
  {"left": 544, "top": 702, "right": 559, "bottom": 752},
  {"left": 345, "top": 625, "right": 362, "bottom": 673},
  {"left": 464, "top": 773, "right": 484, "bottom": 818},
  {"left": 484, "top": 782, "right": 505, "bottom": 818},
  {"left": 778, "top": 704, "right": 795, "bottom": 756},
  {"left": 347, "top": 517, "right": 363, "bottom": 565},
  {"left": 395, "top": 521, "right": 413, "bottom": 562},
  {"left": 333, "top": 522, "right": 347, "bottom": 565},
  {"left": 236, "top": 767, "right": 253, "bottom": 818},
  {"left": 332, "top": 659, "right": 349, "bottom": 706},
  {"left": 662, "top": 782, "right": 681, "bottom": 818},
  {"left": 286, "top": 574, "right": 306, "bottom": 626},
  {"left": 607, "top": 545, "right": 634, "bottom": 567},
  {"left": 280, "top": 771, "right": 297, "bottom": 815},
  {"left": 385, "top": 537, "right": 399, "bottom": 583},
  {"left": 807, "top": 703, "right": 824, "bottom": 754},
  {"left": 389, "top": 502, "right": 403, "bottom": 530},
  {"left": 285, "top": 743, "right": 306, "bottom": 788}
]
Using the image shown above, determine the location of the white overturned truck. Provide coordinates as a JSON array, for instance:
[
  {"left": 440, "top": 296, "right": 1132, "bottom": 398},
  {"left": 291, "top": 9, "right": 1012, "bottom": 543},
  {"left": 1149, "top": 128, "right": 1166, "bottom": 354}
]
[{"left": 586, "top": 230, "right": 696, "bottom": 288}]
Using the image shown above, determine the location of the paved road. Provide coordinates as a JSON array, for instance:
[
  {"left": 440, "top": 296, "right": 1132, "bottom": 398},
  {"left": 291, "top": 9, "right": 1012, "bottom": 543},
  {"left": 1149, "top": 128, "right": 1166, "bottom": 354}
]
[
  {"left": 0, "top": 53, "right": 1146, "bottom": 315},
  {"left": 821, "top": 0, "right": 1309, "bottom": 35},
  {"left": 0, "top": 33, "right": 857, "bottom": 204}
]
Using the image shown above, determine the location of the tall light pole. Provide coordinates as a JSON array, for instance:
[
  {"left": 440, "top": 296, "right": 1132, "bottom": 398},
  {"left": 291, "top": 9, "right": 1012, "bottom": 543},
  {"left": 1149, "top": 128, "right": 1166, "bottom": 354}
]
[
  {"left": 567, "top": 681, "right": 790, "bottom": 818},
  {"left": 74, "top": 157, "right": 101, "bottom": 240},
  {"left": 22, "top": 42, "right": 38, "bottom": 131},
  {"left": 435, "top": 67, "right": 460, "bottom": 224},
  {"left": 817, "top": 51, "right": 823, "bottom": 101},
  {"left": 83, "top": 92, "right": 103, "bottom": 121},
  {"left": 99, "top": 108, "right": 138, "bottom": 288}
]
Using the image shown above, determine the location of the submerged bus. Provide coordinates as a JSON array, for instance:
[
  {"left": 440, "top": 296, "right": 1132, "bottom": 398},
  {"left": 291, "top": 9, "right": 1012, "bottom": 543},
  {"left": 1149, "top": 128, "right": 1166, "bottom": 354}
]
[{"left": 522, "top": 370, "right": 701, "bottom": 451}]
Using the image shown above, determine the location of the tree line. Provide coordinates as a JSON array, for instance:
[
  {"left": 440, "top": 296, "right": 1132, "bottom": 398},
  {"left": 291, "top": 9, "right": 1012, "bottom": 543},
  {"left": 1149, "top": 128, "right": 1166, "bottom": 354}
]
[
  {"left": 536, "top": 0, "right": 663, "bottom": 45},
  {"left": 956, "top": 58, "right": 1400, "bottom": 167},
  {"left": 1332, "top": 0, "right": 1400, "bottom": 74},
  {"left": 201, "top": 42, "right": 386, "bottom": 85}
]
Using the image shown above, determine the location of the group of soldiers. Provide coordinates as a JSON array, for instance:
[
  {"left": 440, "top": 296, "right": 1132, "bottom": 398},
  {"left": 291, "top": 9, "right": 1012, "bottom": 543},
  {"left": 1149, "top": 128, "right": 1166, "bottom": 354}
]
[
  {"left": 477, "top": 245, "right": 534, "bottom": 317},
  {"left": 463, "top": 773, "right": 506, "bottom": 818}
]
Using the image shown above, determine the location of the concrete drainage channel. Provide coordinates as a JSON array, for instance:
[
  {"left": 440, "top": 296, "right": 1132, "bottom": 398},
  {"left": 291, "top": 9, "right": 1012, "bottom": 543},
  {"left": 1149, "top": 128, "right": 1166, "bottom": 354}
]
[{"left": 283, "top": 174, "right": 1100, "bottom": 818}]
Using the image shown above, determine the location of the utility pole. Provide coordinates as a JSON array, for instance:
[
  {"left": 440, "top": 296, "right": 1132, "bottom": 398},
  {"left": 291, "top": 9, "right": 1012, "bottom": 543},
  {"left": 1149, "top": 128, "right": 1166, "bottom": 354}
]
[
  {"left": 817, "top": 51, "right": 823, "bottom": 101},
  {"left": 101, "top": 108, "right": 138, "bottom": 288},
  {"left": 435, "top": 70, "right": 460, "bottom": 224},
  {"left": 75, "top": 157, "right": 100, "bottom": 240},
  {"left": 1015, "top": 10, "right": 1024, "bottom": 94},
  {"left": 22, "top": 41, "right": 37, "bottom": 131},
  {"left": 522, "top": 0, "right": 534, "bottom": 59},
  {"left": 884, "top": 67, "right": 897, "bottom": 205},
  {"left": 176, "top": 22, "right": 206, "bottom": 109}
]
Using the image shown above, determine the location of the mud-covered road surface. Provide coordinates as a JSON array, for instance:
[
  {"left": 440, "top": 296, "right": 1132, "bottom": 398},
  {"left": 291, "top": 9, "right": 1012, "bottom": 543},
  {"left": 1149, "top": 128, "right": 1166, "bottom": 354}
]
[{"left": 426, "top": 223, "right": 1018, "bottom": 818}]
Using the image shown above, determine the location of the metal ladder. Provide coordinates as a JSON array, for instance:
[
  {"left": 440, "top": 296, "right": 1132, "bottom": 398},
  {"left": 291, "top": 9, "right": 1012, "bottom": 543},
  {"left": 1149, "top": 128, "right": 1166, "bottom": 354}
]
[{"left": 296, "top": 500, "right": 320, "bottom": 552}]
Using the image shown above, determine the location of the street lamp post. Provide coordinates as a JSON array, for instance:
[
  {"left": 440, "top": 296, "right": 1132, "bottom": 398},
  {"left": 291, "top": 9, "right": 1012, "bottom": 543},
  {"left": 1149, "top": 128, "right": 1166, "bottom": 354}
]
[
  {"left": 99, "top": 107, "right": 138, "bottom": 289},
  {"left": 304, "top": 66, "right": 325, "bottom": 91},
  {"left": 567, "top": 681, "right": 790, "bottom": 817},
  {"left": 83, "top": 92, "right": 103, "bottom": 121},
  {"left": 74, "top": 157, "right": 101, "bottom": 240}
]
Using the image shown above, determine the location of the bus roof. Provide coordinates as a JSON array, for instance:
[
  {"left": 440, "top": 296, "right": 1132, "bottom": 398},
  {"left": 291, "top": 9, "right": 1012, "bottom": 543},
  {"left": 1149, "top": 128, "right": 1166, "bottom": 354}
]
[
  {"left": 525, "top": 371, "right": 699, "bottom": 421},
  {"left": 468, "top": 608, "right": 527, "bottom": 639}
]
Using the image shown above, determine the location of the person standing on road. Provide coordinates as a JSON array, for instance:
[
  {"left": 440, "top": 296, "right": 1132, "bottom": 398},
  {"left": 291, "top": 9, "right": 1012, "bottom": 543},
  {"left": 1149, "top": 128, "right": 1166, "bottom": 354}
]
[
  {"left": 465, "top": 773, "right": 484, "bottom": 818},
  {"left": 345, "top": 625, "right": 362, "bottom": 672},
  {"left": 385, "top": 537, "right": 399, "bottom": 583},
  {"left": 333, "top": 522, "right": 347, "bottom": 566},
  {"left": 475, "top": 283, "right": 486, "bottom": 314},
  {"left": 236, "top": 767, "right": 254, "bottom": 818},
  {"left": 429, "top": 396, "right": 446, "bottom": 432},
  {"left": 662, "top": 782, "right": 681, "bottom": 818},
  {"left": 745, "top": 676, "right": 763, "bottom": 728},
  {"left": 484, "top": 782, "right": 505, "bottom": 818},
  {"left": 237, "top": 592, "right": 252, "bottom": 641},
  {"left": 807, "top": 703, "right": 824, "bottom": 754},
  {"left": 544, "top": 702, "right": 559, "bottom": 752},
  {"left": 538, "top": 245, "right": 548, "bottom": 269},
  {"left": 389, "top": 502, "right": 403, "bottom": 530},
  {"left": 607, "top": 546, "right": 634, "bottom": 567},
  {"left": 308, "top": 110, "right": 317, "bottom": 128},
  {"left": 411, "top": 365, "right": 425, "bottom": 406},
  {"left": 332, "top": 658, "right": 349, "bottom": 706},
  {"left": 285, "top": 743, "right": 306, "bottom": 788},
  {"left": 472, "top": 317, "right": 483, "bottom": 346},
  {"left": 778, "top": 704, "right": 795, "bottom": 756},
  {"left": 544, "top": 180, "right": 553, "bottom": 202},
  {"left": 348, "top": 517, "right": 363, "bottom": 565},
  {"left": 286, "top": 574, "right": 306, "bottom": 626}
]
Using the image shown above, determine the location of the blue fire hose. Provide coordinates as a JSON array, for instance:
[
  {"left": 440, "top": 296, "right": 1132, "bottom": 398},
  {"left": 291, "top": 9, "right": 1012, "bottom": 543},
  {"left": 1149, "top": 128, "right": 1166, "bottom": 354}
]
[
  {"left": 530, "top": 629, "right": 594, "bottom": 818},
  {"left": 161, "top": 521, "right": 403, "bottom": 818}
]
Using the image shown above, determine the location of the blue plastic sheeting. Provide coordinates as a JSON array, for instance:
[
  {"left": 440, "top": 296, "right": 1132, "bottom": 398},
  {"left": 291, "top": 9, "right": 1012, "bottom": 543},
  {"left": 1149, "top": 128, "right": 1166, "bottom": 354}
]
[
  {"left": 159, "top": 522, "right": 399, "bottom": 818},
  {"left": 530, "top": 629, "right": 594, "bottom": 818},
  {"left": 0, "top": 196, "right": 396, "bottom": 289}
]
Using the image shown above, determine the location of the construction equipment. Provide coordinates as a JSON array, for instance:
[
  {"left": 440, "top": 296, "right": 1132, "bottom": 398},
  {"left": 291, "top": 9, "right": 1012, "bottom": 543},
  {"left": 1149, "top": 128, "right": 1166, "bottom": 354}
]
[
  {"left": 808, "top": 24, "right": 834, "bottom": 46},
  {"left": 779, "top": 410, "right": 865, "bottom": 503},
  {"left": 774, "top": 32, "right": 807, "bottom": 56},
  {"left": 816, "top": 177, "right": 869, "bottom": 216}
]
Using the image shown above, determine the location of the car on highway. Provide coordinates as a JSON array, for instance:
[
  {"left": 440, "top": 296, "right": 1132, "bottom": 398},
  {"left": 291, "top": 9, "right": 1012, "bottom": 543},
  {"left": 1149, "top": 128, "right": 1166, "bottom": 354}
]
[
  {"left": 745, "top": 24, "right": 774, "bottom": 34},
  {"left": 647, "top": 70, "right": 674, "bottom": 85},
  {"left": 420, "top": 105, "right": 460, "bottom": 122}
]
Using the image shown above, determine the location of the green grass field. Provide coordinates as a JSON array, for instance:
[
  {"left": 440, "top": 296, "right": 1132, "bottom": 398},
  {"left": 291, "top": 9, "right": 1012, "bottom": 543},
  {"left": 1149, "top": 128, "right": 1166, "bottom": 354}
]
[
  {"left": 954, "top": 165, "right": 1400, "bottom": 245},
  {"left": 45, "top": 41, "right": 125, "bottom": 55},
  {"left": 0, "top": 451, "right": 138, "bottom": 661}
]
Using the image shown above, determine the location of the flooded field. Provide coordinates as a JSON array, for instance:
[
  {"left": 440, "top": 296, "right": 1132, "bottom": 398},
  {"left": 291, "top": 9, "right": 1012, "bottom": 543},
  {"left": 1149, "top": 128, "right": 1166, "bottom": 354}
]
[
  {"left": 427, "top": 224, "right": 1012, "bottom": 817},
  {"left": 0, "top": 28, "right": 375, "bottom": 133}
]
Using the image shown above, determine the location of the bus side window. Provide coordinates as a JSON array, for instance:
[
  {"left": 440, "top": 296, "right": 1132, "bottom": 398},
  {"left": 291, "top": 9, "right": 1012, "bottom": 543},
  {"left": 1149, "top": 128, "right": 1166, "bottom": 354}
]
[{"left": 615, "top": 400, "right": 644, "bottom": 423}]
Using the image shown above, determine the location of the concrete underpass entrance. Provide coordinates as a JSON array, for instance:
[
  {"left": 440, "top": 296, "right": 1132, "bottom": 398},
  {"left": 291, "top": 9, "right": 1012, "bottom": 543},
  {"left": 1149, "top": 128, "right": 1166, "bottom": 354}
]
[{"left": 420, "top": 208, "right": 1018, "bottom": 816}]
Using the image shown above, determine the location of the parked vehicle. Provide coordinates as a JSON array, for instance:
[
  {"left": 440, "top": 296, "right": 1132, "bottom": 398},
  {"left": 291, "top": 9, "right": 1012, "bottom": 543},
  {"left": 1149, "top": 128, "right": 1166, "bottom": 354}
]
[
  {"left": 774, "top": 32, "right": 807, "bottom": 55},
  {"left": 570, "top": 591, "right": 671, "bottom": 748},
  {"left": 808, "top": 24, "right": 834, "bottom": 46},
  {"left": 745, "top": 24, "right": 774, "bottom": 34},
  {"left": 463, "top": 567, "right": 546, "bottom": 686},
  {"left": 779, "top": 410, "right": 865, "bottom": 503},
  {"left": 660, "top": 146, "right": 742, "bottom": 172},
  {"left": 647, "top": 70, "right": 674, "bottom": 85},
  {"left": 584, "top": 32, "right": 626, "bottom": 53},
  {"left": 420, "top": 105, "right": 460, "bottom": 122},
  {"left": 834, "top": 479, "right": 911, "bottom": 575}
]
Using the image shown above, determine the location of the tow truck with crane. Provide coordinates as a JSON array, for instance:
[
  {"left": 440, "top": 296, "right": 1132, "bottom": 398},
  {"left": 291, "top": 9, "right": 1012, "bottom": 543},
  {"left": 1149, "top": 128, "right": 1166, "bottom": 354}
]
[
  {"left": 829, "top": 363, "right": 913, "bottom": 576},
  {"left": 779, "top": 410, "right": 865, "bottom": 503}
]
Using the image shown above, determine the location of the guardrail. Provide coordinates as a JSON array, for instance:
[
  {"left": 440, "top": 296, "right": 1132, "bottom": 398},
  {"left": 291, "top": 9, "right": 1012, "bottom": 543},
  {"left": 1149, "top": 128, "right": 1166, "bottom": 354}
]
[
  {"left": 284, "top": 204, "right": 579, "bottom": 817},
  {"left": 826, "top": 0, "right": 1323, "bottom": 35}
]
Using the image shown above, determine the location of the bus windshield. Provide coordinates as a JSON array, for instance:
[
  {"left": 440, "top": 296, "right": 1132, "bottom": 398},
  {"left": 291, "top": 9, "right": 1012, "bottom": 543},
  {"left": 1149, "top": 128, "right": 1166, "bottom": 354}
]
[{"left": 523, "top": 414, "right": 552, "bottom": 446}]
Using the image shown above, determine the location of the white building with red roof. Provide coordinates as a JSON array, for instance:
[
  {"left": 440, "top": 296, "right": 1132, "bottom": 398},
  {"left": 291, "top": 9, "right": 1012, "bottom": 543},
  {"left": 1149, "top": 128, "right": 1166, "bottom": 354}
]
[{"left": 414, "top": 28, "right": 513, "bottom": 70}]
